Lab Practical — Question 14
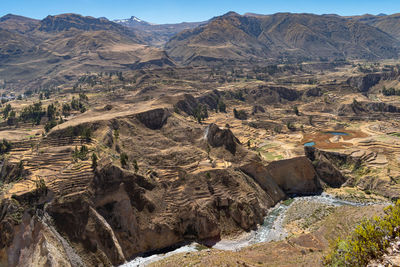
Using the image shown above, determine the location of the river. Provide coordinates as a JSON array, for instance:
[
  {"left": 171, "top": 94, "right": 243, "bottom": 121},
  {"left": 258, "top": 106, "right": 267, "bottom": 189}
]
[{"left": 120, "top": 193, "right": 386, "bottom": 267}]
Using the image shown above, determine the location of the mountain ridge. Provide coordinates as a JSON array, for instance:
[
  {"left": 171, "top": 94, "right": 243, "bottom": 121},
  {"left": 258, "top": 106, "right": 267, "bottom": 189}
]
[{"left": 165, "top": 12, "right": 400, "bottom": 64}]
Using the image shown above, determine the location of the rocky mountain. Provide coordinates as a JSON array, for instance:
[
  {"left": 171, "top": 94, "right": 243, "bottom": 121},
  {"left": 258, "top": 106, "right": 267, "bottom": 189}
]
[
  {"left": 347, "top": 13, "right": 400, "bottom": 40},
  {"left": 114, "top": 15, "right": 206, "bottom": 46},
  {"left": 0, "top": 14, "right": 39, "bottom": 33},
  {"left": 165, "top": 12, "right": 400, "bottom": 64},
  {"left": 3, "top": 11, "right": 400, "bottom": 88},
  {"left": 0, "top": 13, "right": 174, "bottom": 90},
  {"left": 114, "top": 16, "right": 153, "bottom": 27}
]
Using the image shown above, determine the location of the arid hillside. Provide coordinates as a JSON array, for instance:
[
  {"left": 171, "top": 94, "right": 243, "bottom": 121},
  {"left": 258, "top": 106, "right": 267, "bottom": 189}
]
[
  {"left": 166, "top": 12, "right": 400, "bottom": 64},
  {"left": 348, "top": 13, "right": 400, "bottom": 40},
  {"left": 0, "top": 13, "right": 174, "bottom": 90}
]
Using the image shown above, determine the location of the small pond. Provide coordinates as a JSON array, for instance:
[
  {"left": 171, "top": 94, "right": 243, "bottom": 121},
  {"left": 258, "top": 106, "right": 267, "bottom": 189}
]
[
  {"left": 304, "top": 141, "right": 316, "bottom": 147},
  {"left": 325, "top": 131, "right": 349, "bottom": 136}
]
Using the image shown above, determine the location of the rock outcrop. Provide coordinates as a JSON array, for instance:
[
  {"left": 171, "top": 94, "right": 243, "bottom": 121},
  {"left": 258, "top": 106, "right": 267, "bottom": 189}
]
[
  {"left": 266, "top": 157, "right": 322, "bottom": 195},
  {"left": 347, "top": 73, "right": 382, "bottom": 93},
  {"left": 240, "top": 161, "right": 286, "bottom": 202},
  {"left": 247, "top": 86, "right": 302, "bottom": 105},
  {"left": 175, "top": 91, "right": 221, "bottom": 116},
  {"left": 304, "top": 146, "right": 348, "bottom": 188},
  {"left": 338, "top": 100, "right": 400, "bottom": 116},
  {"left": 0, "top": 109, "right": 351, "bottom": 266},
  {"left": 135, "top": 108, "right": 170, "bottom": 130},
  {"left": 205, "top": 123, "right": 240, "bottom": 154}
]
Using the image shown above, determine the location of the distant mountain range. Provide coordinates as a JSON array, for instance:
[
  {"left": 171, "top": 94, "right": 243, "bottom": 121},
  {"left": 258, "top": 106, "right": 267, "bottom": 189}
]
[
  {"left": 2, "top": 11, "right": 400, "bottom": 88},
  {"left": 113, "top": 16, "right": 206, "bottom": 47},
  {"left": 165, "top": 12, "right": 400, "bottom": 64},
  {"left": 347, "top": 13, "right": 400, "bottom": 40},
  {"left": 0, "top": 13, "right": 174, "bottom": 89}
]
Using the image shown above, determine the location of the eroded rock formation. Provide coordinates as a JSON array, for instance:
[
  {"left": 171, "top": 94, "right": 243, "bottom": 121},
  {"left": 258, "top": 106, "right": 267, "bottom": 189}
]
[
  {"left": 347, "top": 73, "right": 382, "bottom": 93},
  {"left": 205, "top": 123, "right": 240, "bottom": 154}
]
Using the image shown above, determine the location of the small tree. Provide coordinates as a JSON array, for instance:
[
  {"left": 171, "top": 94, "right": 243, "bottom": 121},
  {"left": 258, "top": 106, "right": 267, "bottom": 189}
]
[
  {"left": 120, "top": 152, "right": 128, "bottom": 168},
  {"left": 293, "top": 106, "right": 299, "bottom": 116},
  {"left": 47, "top": 104, "right": 57, "bottom": 120},
  {"left": 7, "top": 111, "right": 16, "bottom": 126},
  {"left": 62, "top": 103, "right": 71, "bottom": 117},
  {"left": 3, "top": 104, "right": 12, "bottom": 119},
  {"left": 45, "top": 119, "right": 57, "bottom": 133},
  {"left": 133, "top": 159, "right": 139, "bottom": 173},
  {"left": 233, "top": 108, "right": 239, "bottom": 119},
  {"left": 114, "top": 129, "right": 119, "bottom": 141},
  {"left": 287, "top": 122, "right": 296, "bottom": 131},
  {"left": 308, "top": 115, "right": 313, "bottom": 126},
  {"left": 91, "top": 153, "right": 98, "bottom": 170},
  {"left": 218, "top": 100, "right": 226, "bottom": 113}
]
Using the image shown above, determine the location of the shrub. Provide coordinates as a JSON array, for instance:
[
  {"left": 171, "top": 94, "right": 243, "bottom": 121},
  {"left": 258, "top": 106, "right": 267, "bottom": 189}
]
[
  {"left": 217, "top": 100, "right": 226, "bottom": 113},
  {"left": 7, "top": 111, "right": 16, "bottom": 126},
  {"left": 19, "top": 102, "right": 45, "bottom": 124},
  {"left": 62, "top": 103, "right": 71, "bottom": 116},
  {"left": 120, "top": 152, "right": 128, "bottom": 168},
  {"left": 73, "top": 145, "right": 89, "bottom": 161},
  {"left": 325, "top": 200, "right": 400, "bottom": 266},
  {"left": 45, "top": 119, "right": 57, "bottom": 133},
  {"left": 91, "top": 153, "right": 98, "bottom": 170},
  {"left": 47, "top": 103, "right": 57, "bottom": 120},
  {"left": 287, "top": 121, "right": 296, "bottom": 131},
  {"left": 133, "top": 159, "right": 139, "bottom": 173},
  {"left": 0, "top": 139, "right": 12, "bottom": 154},
  {"left": 233, "top": 108, "right": 248, "bottom": 120},
  {"left": 3, "top": 103, "right": 12, "bottom": 119},
  {"left": 293, "top": 106, "right": 300, "bottom": 116}
]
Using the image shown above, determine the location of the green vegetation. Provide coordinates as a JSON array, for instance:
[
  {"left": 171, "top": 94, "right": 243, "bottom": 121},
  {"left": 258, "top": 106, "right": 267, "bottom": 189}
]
[
  {"left": 308, "top": 115, "right": 313, "bottom": 126},
  {"left": 382, "top": 87, "right": 400, "bottom": 96},
  {"left": 3, "top": 103, "right": 12, "bottom": 119},
  {"left": 282, "top": 198, "right": 295, "bottom": 206},
  {"left": 293, "top": 106, "right": 299, "bottom": 116},
  {"left": 71, "top": 95, "right": 87, "bottom": 113},
  {"left": 0, "top": 139, "right": 12, "bottom": 154},
  {"left": 19, "top": 101, "right": 45, "bottom": 125},
  {"left": 45, "top": 119, "right": 57, "bottom": 133},
  {"left": 233, "top": 108, "right": 248, "bottom": 120},
  {"left": 91, "top": 153, "right": 98, "bottom": 170},
  {"left": 8, "top": 198, "right": 24, "bottom": 224},
  {"left": 325, "top": 200, "right": 400, "bottom": 267},
  {"left": 62, "top": 103, "right": 71, "bottom": 116},
  {"left": 217, "top": 99, "right": 226, "bottom": 113},
  {"left": 120, "top": 152, "right": 128, "bottom": 168},
  {"left": 34, "top": 177, "right": 47, "bottom": 195},
  {"left": 286, "top": 121, "right": 296, "bottom": 131},
  {"left": 114, "top": 129, "right": 119, "bottom": 141},
  {"left": 7, "top": 110, "right": 16, "bottom": 126},
  {"left": 73, "top": 145, "right": 89, "bottom": 161},
  {"left": 193, "top": 104, "right": 208, "bottom": 123},
  {"left": 133, "top": 159, "right": 139, "bottom": 173},
  {"left": 389, "top": 132, "right": 400, "bottom": 138},
  {"left": 80, "top": 127, "right": 92, "bottom": 142}
]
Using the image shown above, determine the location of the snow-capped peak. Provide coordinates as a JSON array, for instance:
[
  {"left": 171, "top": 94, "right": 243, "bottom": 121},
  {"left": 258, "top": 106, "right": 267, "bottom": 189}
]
[
  {"left": 113, "top": 16, "right": 156, "bottom": 26},
  {"left": 131, "top": 16, "right": 142, "bottom": 22}
]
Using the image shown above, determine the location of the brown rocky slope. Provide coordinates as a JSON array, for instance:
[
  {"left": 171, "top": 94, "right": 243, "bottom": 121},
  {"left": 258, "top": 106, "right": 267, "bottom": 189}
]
[{"left": 0, "top": 106, "right": 333, "bottom": 266}]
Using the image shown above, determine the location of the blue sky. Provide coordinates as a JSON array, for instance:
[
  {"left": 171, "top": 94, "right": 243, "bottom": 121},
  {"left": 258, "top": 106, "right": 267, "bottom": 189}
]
[{"left": 1, "top": 0, "right": 400, "bottom": 24}]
